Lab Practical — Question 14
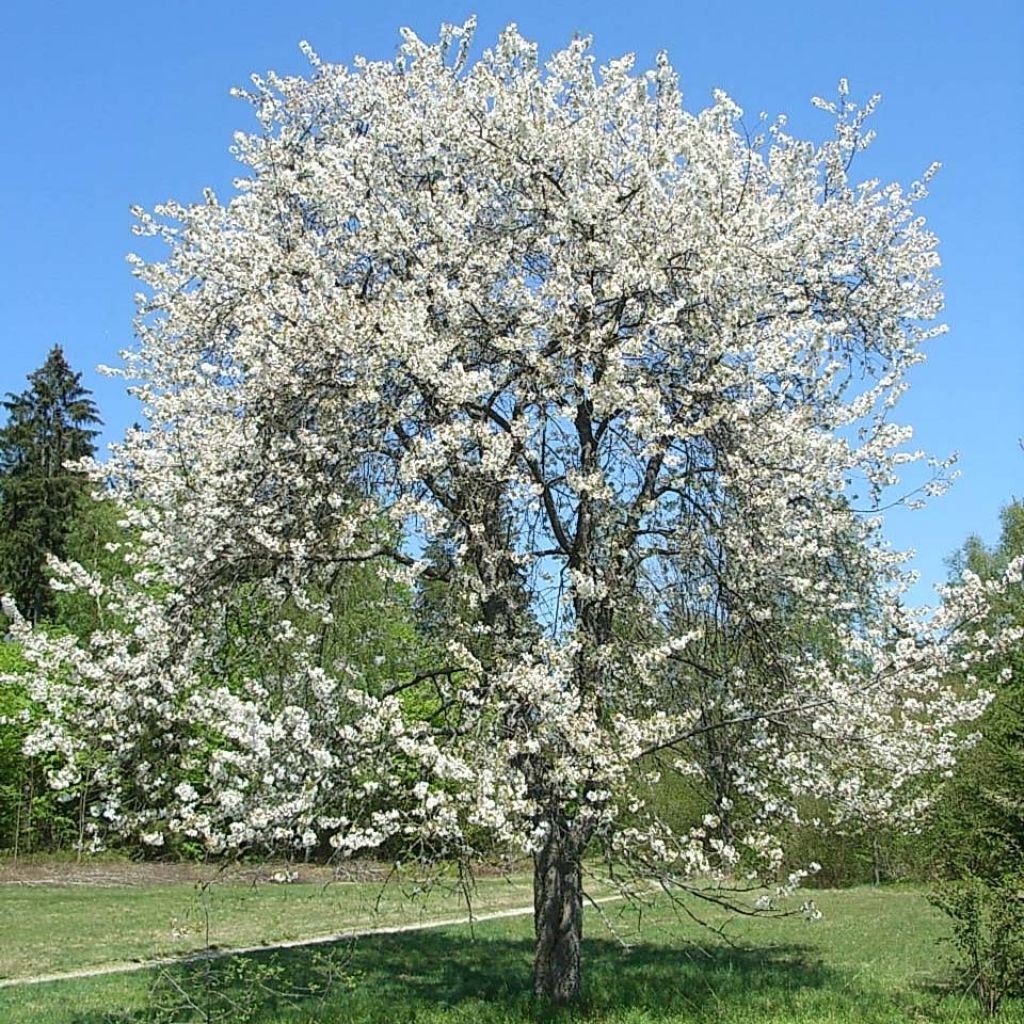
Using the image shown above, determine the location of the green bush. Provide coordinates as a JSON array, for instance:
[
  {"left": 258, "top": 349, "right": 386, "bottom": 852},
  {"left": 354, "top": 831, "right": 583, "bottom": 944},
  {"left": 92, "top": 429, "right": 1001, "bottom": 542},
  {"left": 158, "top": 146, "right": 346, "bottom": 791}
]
[{"left": 932, "top": 874, "right": 1024, "bottom": 1016}]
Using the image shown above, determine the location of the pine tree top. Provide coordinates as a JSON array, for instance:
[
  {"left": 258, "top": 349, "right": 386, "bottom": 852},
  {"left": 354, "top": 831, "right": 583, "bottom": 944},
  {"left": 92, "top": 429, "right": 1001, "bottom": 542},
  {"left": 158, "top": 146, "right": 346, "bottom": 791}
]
[{"left": 0, "top": 345, "right": 102, "bottom": 477}]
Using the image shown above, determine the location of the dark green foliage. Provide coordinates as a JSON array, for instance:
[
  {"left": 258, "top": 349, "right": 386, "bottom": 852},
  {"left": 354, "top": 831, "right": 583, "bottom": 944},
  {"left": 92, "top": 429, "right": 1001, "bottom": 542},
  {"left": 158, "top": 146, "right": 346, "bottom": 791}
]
[{"left": 0, "top": 347, "right": 101, "bottom": 623}]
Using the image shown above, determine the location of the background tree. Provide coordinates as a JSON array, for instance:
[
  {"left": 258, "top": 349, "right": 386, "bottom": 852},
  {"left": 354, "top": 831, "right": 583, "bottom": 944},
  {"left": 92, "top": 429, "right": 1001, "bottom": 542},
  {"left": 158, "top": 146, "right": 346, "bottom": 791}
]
[
  {"left": 0, "top": 347, "right": 101, "bottom": 623},
  {"left": 0, "top": 348, "right": 102, "bottom": 856},
  {"left": 9, "top": 23, "right": 1020, "bottom": 1003},
  {"left": 931, "top": 501, "right": 1024, "bottom": 878},
  {"left": 926, "top": 500, "right": 1024, "bottom": 1015}
]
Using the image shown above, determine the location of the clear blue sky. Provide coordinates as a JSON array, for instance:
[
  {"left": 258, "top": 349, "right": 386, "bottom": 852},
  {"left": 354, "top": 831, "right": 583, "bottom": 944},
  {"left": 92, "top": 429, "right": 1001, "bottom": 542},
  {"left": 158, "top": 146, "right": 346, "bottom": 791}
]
[{"left": 2, "top": 1, "right": 1021, "bottom": 603}]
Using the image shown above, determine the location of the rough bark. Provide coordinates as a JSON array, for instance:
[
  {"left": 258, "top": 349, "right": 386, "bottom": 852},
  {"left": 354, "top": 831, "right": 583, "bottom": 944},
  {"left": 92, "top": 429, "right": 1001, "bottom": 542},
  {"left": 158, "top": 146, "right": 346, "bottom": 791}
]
[{"left": 532, "top": 827, "right": 584, "bottom": 1003}]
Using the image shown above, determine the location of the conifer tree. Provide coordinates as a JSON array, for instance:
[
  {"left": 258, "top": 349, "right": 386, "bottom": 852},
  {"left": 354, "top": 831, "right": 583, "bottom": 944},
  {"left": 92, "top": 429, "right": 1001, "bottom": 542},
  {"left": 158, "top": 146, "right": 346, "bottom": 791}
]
[{"left": 0, "top": 347, "right": 101, "bottom": 623}]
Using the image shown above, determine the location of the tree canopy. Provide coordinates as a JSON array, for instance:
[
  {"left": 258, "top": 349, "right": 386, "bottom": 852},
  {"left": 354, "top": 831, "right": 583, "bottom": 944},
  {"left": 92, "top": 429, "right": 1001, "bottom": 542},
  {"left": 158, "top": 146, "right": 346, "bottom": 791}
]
[{"left": 7, "top": 23, "right": 1021, "bottom": 1002}]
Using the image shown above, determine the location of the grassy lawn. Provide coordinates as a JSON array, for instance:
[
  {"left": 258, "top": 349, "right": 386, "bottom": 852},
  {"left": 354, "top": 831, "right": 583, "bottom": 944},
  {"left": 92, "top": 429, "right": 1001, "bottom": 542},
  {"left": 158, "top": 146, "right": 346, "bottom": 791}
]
[
  {"left": 0, "top": 867, "right": 536, "bottom": 979},
  {"left": 0, "top": 880, "right": 1020, "bottom": 1023}
]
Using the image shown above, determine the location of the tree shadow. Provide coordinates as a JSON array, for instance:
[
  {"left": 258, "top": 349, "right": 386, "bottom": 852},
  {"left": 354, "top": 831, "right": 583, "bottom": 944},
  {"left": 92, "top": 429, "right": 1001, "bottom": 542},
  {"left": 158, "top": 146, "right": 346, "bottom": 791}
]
[{"left": 74, "top": 927, "right": 839, "bottom": 1023}]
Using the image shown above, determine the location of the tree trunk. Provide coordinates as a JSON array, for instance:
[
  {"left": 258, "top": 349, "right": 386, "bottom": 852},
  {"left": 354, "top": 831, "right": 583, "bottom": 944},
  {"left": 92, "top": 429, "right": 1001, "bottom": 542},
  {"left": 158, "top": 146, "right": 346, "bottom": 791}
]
[{"left": 532, "top": 828, "right": 584, "bottom": 1003}]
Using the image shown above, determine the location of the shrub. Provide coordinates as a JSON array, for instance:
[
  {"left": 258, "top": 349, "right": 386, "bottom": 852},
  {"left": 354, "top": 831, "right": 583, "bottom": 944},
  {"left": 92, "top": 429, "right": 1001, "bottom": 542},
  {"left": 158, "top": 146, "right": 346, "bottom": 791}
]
[{"left": 932, "top": 874, "right": 1024, "bottom": 1016}]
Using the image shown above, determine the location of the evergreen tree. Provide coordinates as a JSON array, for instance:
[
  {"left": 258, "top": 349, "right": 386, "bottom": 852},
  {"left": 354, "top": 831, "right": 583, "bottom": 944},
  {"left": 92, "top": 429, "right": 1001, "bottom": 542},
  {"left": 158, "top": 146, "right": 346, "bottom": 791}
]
[{"left": 0, "top": 346, "right": 101, "bottom": 623}]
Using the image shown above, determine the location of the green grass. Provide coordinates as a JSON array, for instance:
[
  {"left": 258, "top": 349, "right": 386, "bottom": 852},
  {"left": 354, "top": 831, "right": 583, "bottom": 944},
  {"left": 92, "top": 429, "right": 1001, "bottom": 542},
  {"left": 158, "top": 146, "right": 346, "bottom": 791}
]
[
  {"left": 0, "top": 868, "right": 536, "bottom": 979},
  {"left": 1, "top": 883, "right": 1021, "bottom": 1023}
]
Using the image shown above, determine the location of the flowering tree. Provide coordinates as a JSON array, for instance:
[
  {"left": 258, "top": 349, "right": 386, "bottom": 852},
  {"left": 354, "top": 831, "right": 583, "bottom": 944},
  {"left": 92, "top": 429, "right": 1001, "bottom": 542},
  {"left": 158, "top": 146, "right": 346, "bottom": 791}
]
[{"left": 7, "top": 22, "right": 1022, "bottom": 1002}]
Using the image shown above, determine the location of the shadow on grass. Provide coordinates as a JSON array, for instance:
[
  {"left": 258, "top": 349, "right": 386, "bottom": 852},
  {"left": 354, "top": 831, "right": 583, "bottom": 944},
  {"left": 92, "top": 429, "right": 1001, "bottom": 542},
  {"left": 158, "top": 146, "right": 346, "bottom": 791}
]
[{"left": 72, "top": 928, "right": 837, "bottom": 1024}]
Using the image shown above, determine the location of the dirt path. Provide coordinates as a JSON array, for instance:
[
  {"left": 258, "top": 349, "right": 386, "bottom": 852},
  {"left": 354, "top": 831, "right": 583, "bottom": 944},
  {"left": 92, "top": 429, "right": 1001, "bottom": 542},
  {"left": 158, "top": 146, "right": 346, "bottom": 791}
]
[
  {"left": 0, "top": 894, "right": 625, "bottom": 989},
  {"left": 0, "top": 859, "right": 410, "bottom": 888}
]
